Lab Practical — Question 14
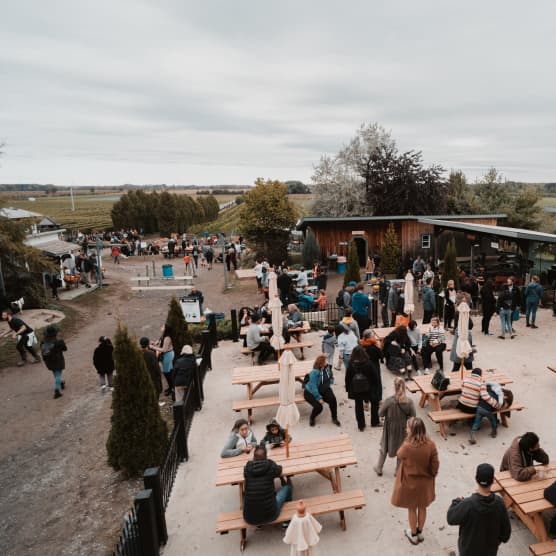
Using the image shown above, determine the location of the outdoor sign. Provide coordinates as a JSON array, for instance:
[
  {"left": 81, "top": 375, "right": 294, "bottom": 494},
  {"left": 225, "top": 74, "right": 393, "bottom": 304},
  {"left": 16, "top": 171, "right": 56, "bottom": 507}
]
[
  {"left": 490, "top": 241, "right": 499, "bottom": 249},
  {"left": 180, "top": 297, "right": 201, "bottom": 323}
]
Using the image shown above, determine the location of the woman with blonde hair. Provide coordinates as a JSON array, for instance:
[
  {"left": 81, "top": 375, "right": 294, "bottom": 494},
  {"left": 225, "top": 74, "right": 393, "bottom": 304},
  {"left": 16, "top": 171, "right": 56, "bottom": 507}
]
[
  {"left": 374, "top": 377, "right": 416, "bottom": 476},
  {"left": 304, "top": 354, "right": 340, "bottom": 427},
  {"left": 391, "top": 417, "right": 439, "bottom": 545}
]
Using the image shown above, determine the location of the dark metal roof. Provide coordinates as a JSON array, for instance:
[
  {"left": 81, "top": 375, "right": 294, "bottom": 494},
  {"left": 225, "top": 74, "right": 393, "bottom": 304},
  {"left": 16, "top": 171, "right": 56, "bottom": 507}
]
[
  {"left": 297, "top": 214, "right": 506, "bottom": 230},
  {"left": 418, "top": 218, "right": 556, "bottom": 244}
]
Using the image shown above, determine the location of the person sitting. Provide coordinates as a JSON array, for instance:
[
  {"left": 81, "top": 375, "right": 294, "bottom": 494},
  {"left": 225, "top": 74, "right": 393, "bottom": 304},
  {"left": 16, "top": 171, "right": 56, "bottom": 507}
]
[
  {"left": 295, "top": 267, "right": 308, "bottom": 288},
  {"left": 421, "top": 316, "right": 446, "bottom": 374},
  {"left": 304, "top": 354, "right": 341, "bottom": 427},
  {"left": 384, "top": 325, "right": 413, "bottom": 379},
  {"left": 246, "top": 314, "right": 275, "bottom": 365},
  {"left": 221, "top": 419, "right": 258, "bottom": 458},
  {"left": 407, "top": 320, "right": 422, "bottom": 375},
  {"left": 286, "top": 304, "right": 303, "bottom": 328},
  {"left": 296, "top": 291, "right": 314, "bottom": 311},
  {"left": 341, "top": 306, "right": 360, "bottom": 338},
  {"left": 469, "top": 384, "right": 512, "bottom": 444},
  {"left": 239, "top": 306, "right": 252, "bottom": 327},
  {"left": 456, "top": 368, "right": 483, "bottom": 414},
  {"left": 186, "top": 287, "right": 204, "bottom": 314},
  {"left": 243, "top": 445, "right": 292, "bottom": 526},
  {"left": 262, "top": 419, "right": 291, "bottom": 449},
  {"left": 500, "top": 432, "right": 549, "bottom": 481},
  {"left": 173, "top": 345, "right": 197, "bottom": 400}
]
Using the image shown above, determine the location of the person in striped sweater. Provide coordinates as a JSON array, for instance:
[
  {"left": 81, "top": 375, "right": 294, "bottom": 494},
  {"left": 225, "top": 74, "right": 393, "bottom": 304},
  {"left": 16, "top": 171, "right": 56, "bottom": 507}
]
[
  {"left": 421, "top": 317, "right": 446, "bottom": 374},
  {"left": 456, "top": 368, "right": 484, "bottom": 414}
]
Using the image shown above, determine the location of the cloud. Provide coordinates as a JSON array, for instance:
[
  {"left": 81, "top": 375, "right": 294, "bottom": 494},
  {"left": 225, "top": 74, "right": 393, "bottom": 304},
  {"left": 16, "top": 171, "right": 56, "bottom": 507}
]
[{"left": 0, "top": 0, "right": 555, "bottom": 184}]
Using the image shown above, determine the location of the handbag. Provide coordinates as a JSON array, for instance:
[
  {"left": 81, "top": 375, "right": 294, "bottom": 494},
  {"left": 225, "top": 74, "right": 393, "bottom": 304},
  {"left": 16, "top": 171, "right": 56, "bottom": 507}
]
[
  {"left": 431, "top": 369, "right": 450, "bottom": 391},
  {"left": 512, "top": 308, "right": 520, "bottom": 322},
  {"left": 333, "top": 347, "right": 342, "bottom": 371}
]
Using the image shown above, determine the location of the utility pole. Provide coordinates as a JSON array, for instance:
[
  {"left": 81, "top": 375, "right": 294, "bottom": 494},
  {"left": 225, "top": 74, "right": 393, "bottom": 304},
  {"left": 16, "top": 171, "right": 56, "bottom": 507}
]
[
  {"left": 219, "top": 234, "right": 228, "bottom": 290},
  {"left": 70, "top": 186, "right": 75, "bottom": 211}
]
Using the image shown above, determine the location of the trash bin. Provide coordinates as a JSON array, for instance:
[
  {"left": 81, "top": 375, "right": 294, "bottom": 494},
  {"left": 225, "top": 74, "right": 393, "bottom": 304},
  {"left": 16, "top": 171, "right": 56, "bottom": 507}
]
[
  {"left": 337, "top": 256, "right": 347, "bottom": 275},
  {"left": 162, "top": 264, "right": 174, "bottom": 279}
]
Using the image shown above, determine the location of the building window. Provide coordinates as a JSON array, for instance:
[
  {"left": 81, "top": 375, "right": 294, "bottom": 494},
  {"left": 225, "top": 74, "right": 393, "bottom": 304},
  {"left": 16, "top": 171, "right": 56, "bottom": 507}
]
[{"left": 421, "top": 234, "right": 431, "bottom": 249}]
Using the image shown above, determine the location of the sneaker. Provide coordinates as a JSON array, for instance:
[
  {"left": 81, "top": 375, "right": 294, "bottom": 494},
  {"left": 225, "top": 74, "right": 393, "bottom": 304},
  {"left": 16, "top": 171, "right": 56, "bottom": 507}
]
[
  {"left": 101, "top": 384, "right": 107, "bottom": 391},
  {"left": 404, "top": 529, "right": 419, "bottom": 545},
  {"left": 526, "top": 322, "right": 531, "bottom": 327},
  {"left": 332, "top": 419, "right": 341, "bottom": 427},
  {"left": 415, "top": 370, "right": 421, "bottom": 376},
  {"left": 510, "top": 335, "right": 515, "bottom": 339},
  {"left": 53, "top": 390, "right": 63, "bottom": 399},
  {"left": 417, "top": 530, "right": 424, "bottom": 542},
  {"left": 491, "top": 429, "right": 497, "bottom": 438},
  {"left": 61, "top": 381, "right": 66, "bottom": 390},
  {"left": 498, "top": 335, "right": 505, "bottom": 340},
  {"left": 531, "top": 324, "right": 538, "bottom": 329},
  {"left": 32, "top": 358, "right": 41, "bottom": 364},
  {"left": 423, "top": 368, "right": 430, "bottom": 375},
  {"left": 373, "top": 465, "right": 383, "bottom": 476},
  {"left": 309, "top": 418, "right": 315, "bottom": 427},
  {"left": 281, "top": 520, "right": 290, "bottom": 529},
  {"left": 16, "top": 360, "right": 26, "bottom": 367},
  {"left": 469, "top": 431, "right": 477, "bottom": 445}
]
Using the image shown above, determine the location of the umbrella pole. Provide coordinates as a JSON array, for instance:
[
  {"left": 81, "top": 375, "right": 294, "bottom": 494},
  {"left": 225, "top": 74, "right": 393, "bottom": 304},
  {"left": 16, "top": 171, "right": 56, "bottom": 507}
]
[
  {"left": 460, "top": 357, "right": 464, "bottom": 380},
  {"left": 285, "top": 427, "right": 289, "bottom": 458}
]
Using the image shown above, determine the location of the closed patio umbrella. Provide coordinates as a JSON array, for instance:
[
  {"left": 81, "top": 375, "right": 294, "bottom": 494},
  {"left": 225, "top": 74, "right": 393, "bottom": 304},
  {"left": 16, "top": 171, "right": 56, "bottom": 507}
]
[
  {"left": 456, "top": 301, "right": 472, "bottom": 379},
  {"left": 268, "top": 271, "right": 285, "bottom": 352},
  {"left": 403, "top": 271, "right": 415, "bottom": 317},
  {"left": 276, "top": 350, "right": 300, "bottom": 457}
]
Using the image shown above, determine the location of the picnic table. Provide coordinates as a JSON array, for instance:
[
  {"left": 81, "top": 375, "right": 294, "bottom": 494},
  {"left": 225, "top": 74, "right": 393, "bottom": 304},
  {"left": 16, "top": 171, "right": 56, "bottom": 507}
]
[
  {"left": 216, "top": 434, "right": 361, "bottom": 548},
  {"left": 239, "top": 321, "right": 310, "bottom": 338},
  {"left": 412, "top": 370, "right": 515, "bottom": 437},
  {"left": 493, "top": 463, "right": 556, "bottom": 543}
]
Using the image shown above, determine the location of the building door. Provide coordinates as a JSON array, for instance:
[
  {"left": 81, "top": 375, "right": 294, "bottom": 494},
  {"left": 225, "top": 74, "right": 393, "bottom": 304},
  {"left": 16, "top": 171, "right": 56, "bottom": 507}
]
[{"left": 352, "top": 237, "right": 368, "bottom": 267}]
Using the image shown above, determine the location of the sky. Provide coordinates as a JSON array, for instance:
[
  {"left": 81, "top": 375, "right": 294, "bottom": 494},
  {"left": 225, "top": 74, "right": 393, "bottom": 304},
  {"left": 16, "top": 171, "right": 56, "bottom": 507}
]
[{"left": 1, "top": 0, "right": 555, "bottom": 186}]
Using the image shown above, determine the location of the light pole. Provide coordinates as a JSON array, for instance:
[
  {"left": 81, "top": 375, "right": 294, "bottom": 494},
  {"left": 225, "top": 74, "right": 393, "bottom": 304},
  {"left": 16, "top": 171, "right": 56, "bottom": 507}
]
[
  {"left": 95, "top": 236, "right": 104, "bottom": 288},
  {"left": 219, "top": 234, "right": 228, "bottom": 290}
]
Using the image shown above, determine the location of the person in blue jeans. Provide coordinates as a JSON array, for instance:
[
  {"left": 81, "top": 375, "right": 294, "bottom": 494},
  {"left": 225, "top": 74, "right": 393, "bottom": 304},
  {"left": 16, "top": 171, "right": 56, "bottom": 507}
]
[
  {"left": 470, "top": 383, "right": 513, "bottom": 444},
  {"left": 242, "top": 445, "right": 292, "bottom": 526},
  {"left": 496, "top": 285, "right": 513, "bottom": 339},
  {"left": 40, "top": 325, "right": 68, "bottom": 399},
  {"left": 524, "top": 275, "right": 543, "bottom": 328}
]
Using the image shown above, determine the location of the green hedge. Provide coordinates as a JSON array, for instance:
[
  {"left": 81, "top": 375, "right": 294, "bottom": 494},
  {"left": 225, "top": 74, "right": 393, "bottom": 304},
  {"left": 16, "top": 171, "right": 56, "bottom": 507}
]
[{"left": 188, "top": 319, "right": 234, "bottom": 342}]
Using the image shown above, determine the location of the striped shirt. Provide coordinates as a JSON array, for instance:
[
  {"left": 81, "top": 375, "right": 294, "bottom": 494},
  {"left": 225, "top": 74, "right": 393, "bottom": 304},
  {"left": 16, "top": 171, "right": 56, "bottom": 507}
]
[
  {"left": 458, "top": 373, "right": 482, "bottom": 409},
  {"left": 427, "top": 325, "right": 446, "bottom": 345}
]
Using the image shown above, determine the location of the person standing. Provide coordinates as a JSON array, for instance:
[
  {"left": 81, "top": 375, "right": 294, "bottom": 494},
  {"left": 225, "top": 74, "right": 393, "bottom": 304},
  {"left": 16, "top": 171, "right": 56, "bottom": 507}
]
[
  {"left": 496, "top": 284, "right": 514, "bottom": 339},
  {"left": 378, "top": 274, "right": 389, "bottom": 327},
  {"left": 524, "top": 275, "right": 543, "bottom": 328},
  {"left": 93, "top": 336, "right": 115, "bottom": 391},
  {"left": 447, "top": 463, "right": 511, "bottom": 556},
  {"left": 40, "top": 325, "right": 67, "bottom": 399},
  {"left": 391, "top": 417, "right": 439, "bottom": 545},
  {"left": 387, "top": 283, "right": 399, "bottom": 327},
  {"left": 139, "top": 337, "right": 163, "bottom": 395},
  {"left": 421, "top": 277, "right": 436, "bottom": 324},
  {"left": 336, "top": 324, "right": 359, "bottom": 370},
  {"left": 304, "top": 354, "right": 340, "bottom": 427},
  {"left": 187, "top": 286, "right": 204, "bottom": 314},
  {"left": 480, "top": 279, "right": 496, "bottom": 335},
  {"left": 1, "top": 308, "right": 41, "bottom": 366},
  {"left": 150, "top": 324, "right": 175, "bottom": 397},
  {"left": 351, "top": 282, "right": 371, "bottom": 333},
  {"left": 345, "top": 346, "right": 380, "bottom": 431},
  {"left": 507, "top": 277, "right": 521, "bottom": 333},
  {"left": 111, "top": 244, "right": 120, "bottom": 264},
  {"left": 374, "top": 378, "right": 416, "bottom": 476},
  {"left": 444, "top": 280, "right": 457, "bottom": 330},
  {"left": 205, "top": 246, "right": 214, "bottom": 270},
  {"left": 365, "top": 255, "right": 375, "bottom": 280}
]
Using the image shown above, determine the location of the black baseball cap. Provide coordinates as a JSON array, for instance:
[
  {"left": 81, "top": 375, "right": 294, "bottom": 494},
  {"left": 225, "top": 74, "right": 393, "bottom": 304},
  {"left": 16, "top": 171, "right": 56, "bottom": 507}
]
[{"left": 476, "top": 463, "right": 495, "bottom": 487}]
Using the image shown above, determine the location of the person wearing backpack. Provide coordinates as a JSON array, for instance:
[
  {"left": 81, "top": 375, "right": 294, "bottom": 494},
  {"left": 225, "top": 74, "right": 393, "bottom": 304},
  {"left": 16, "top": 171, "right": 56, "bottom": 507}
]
[
  {"left": 336, "top": 287, "right": 350, "bottom": 318},
  {"left": 41, "top": 325, "right": 68, "bottom": 399},
  {"left": 345, "top": 346, "right": 381, "bottom": 431}
]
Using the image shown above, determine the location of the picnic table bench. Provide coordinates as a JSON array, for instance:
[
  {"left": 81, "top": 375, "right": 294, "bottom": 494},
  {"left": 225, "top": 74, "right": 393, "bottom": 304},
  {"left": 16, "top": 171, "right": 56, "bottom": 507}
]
[
  {"left": 412, "top": 370, "right": 514, "bottom": 437},
  {"left": 216, "top": 434, "right": 362, "bottom": 550},
  {"left": 240, "top": 341, "right": 313, "bottom": 363},
  {"left": 232, "top": 393, "right": 305, "bottom": 414},
  {"left": 530, "top": 540, "right": 556, "bottom": 555},
  {"left": 494, "top": 463, "right": 556, "bottom": 543}
]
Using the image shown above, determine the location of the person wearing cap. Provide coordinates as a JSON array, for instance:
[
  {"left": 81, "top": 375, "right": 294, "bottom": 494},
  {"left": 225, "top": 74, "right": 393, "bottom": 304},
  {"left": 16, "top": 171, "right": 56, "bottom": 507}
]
[
  {"left": 93, "top": 336, "right": 115, "bottom": 391},
  {"left": 173, "top": 344, "right": 197, "bottom": 400},
  {"left": 139, "top": 337, "right": 162, "bottom": 396},
  {"left": 40, "top": 326, "right": 68, "bottom": 399},
  {"left": 447, "top": 463, "right": 511, "bottom": 556},
  {"left": 246, "top": 313, "right": 275, "bottom": 365}
]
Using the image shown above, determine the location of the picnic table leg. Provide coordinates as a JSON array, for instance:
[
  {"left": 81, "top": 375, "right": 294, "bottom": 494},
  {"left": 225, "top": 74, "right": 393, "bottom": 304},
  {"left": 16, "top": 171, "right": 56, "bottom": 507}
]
[
  {"left": 531, "top": 512, "right": 549, "bottom": 542},
  {"left": 246, "top": 384, "right": 253, "bottom": 424},
  {"left": 429, "top": 395, "right": 447, "bottom": 439},
  {"left": 334, "top": 467, "right": 347, "bottom": 530},
  {"left": 240, "top": 528, "right": 247, "bottom": 552},
  {"left": 316, "top": 469, "right": 336, "bottom": 491},
  {"left": 418, "top": 393, "right": 427, "bottom": 408}
]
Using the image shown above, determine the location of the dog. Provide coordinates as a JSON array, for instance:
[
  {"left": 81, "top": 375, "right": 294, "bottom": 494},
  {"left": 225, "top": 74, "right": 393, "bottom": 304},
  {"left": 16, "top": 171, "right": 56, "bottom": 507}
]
[{"left": 11, "top": 297, "right": 24, "bottom": 314}]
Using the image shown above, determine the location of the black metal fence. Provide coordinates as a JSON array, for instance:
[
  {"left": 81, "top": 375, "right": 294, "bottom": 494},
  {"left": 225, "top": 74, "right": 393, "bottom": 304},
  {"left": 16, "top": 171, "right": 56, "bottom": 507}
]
[
  {"left": 299, "top": 300, "right": 379, "bottom": 329},
  {"left": 113, "top": 339, "right": 212, "bottom": 556}
]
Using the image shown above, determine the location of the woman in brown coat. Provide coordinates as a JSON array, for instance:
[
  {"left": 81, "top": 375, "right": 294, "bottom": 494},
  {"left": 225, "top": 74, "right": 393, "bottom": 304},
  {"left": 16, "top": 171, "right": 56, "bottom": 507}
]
[{"left": 391, "top": 417, "right": 439, "bottom": 545}]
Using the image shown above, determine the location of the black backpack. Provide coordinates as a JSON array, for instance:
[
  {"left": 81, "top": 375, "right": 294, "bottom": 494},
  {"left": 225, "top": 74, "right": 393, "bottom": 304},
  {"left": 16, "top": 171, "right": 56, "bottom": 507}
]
[
  {"left": 350, "top": 371, "right": 370, "bottom": 394},
  {"left": 41, "top": 340, "right": 56, "bottom": 360},
  {"left": 431, "top": 369, "right": 450, "bottom": 391},
  {"left": 336, "top": 289, "right": 345, "bottom": 307}
]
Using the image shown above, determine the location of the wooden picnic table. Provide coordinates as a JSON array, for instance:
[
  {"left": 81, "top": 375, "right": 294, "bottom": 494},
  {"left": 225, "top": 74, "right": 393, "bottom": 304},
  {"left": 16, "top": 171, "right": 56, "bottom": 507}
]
[
  {"left": 494, "top": 463, "right": 556, "bottom": 542},
  {"left": 232, "top": 361, "right": 310, "bottom": 399},
  {"left": 413, "top": 369, "right": 513, "bottom": 411},
  {"left": 239, "top": 321, "right": 310, "bottom": 338},
  {"left": 216, "top": 434, "right": 357, "bottom": 495}
]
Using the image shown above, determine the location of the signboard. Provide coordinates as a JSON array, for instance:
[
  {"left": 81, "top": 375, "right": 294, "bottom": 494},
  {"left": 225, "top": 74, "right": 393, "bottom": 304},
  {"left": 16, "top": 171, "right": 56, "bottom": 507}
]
[
  {"left": 490, "top": 241, "right": 499, "bottom": 249},
  {"left": 180, "top": 298, "right": 201, "bottom": 324}
]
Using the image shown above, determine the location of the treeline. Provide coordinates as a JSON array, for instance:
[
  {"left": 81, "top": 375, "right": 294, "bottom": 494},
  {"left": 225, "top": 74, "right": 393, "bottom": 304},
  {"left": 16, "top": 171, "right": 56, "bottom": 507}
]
[
  {"left": 196, "top": 188, "right": 247, "bottom": 195},
  {"left": 111, "top": 190, "right": 219, "bottom": 236}
]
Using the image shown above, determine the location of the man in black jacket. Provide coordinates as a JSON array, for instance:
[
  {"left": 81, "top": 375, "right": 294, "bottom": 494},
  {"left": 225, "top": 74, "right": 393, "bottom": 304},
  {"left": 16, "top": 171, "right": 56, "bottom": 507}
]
[
  {"left": 377, "top": 275, "right": 389, "bottom": 327},
  {"left": 41, "top": 325, "right": 68, "bottom": 399},
  {"left": 447, "top": 463, "right": 511, "bottom": 556},
  {"left": 173, "top": 345, "right": 197, "bottom": 400},
  {"left": 1, "top": 309, "right": 41, "bottom": 366},
  {"left": 242, "top": 445, "right": 292, "bottom": 526}
]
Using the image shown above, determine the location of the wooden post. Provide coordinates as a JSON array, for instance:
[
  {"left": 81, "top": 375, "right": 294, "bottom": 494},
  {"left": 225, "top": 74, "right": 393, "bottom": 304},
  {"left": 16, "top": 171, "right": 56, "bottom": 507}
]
[
  {"left": 231, "top": 309, "right": 239, "bottom": 342},
  {"left": 285, "top": 427, "right": 290, "bottom": 458},
  {"left": 460, "top": 358, "right": 464, "bottom": 381}
]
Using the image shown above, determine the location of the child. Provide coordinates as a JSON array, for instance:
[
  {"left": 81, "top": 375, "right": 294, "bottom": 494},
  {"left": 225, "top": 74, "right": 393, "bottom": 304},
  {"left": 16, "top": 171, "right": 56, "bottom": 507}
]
[
  {"left": 262, "top": 419, "right": 291, "bottom": 448},
  {"left": 316, "top": 289, "right": 327, "bottom": 310},
  {"left": 321, "top": 325, "right": 337, "bottom": 369}
]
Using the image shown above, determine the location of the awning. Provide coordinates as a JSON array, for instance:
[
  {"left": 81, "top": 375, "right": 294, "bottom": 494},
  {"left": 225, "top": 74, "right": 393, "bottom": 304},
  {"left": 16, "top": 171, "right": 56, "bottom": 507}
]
[
  {"left": 417, "top": 218, "right": 556, "bottom": 244},
  {"left": 27, "top": 239, "right": 81, "bottom": 256}
]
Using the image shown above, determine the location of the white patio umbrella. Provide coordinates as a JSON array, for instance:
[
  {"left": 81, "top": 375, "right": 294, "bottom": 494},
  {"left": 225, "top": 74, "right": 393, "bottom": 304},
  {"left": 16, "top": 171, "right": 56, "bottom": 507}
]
[
  {"left": 403, "top": 271, "right": 415, "bottom": 317},
  {"left": 268, "top": 271, "right": 285, "bottom": 352},
  {"left": 456, "top": 301, "right": 473, "bottom": 379},
  {"left": 276, "top": 350, "right": 300, "bottom": 458}
]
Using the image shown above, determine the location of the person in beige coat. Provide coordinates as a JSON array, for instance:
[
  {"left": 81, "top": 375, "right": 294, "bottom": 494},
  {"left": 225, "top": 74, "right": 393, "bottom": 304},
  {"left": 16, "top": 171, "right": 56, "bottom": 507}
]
[{"left": 391, "top": 417, "right": 439, "bottom": 545}]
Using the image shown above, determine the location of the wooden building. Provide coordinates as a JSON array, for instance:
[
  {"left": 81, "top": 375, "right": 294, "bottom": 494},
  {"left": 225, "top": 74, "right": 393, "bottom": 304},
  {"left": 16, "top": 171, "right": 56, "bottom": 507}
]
[{"left": 297, "top": 214, "right": 504, "bottom": 266}]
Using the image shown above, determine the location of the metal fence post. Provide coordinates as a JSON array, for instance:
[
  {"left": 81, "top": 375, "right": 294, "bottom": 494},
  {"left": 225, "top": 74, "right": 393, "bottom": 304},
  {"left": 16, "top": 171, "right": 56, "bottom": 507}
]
[
  {"left": 370, "top": 299, "right": 378, "bottom": 327},
  {"left": 199, "top": 330, "right": 213, "bottom": 372},
  {"left": 152, "top": 260, "right": 156, "bottom": 276},
  {"left": 194, "top": 363, "right": 204, "bottom": 406},
  {"left": 135, "top": 489, "right": 159, "bottom": 556},
  {"left": 143, "top": 468, "right": 168, "bottom": 545},
  {"left": 208, "top": 313, "right": 218, "bottom": 347},
  {"left": 173, "top": 400, "right": 187, "bottom": 461},
  {"left": 230, "top": 309, "right": 239, "bottom": 342}
]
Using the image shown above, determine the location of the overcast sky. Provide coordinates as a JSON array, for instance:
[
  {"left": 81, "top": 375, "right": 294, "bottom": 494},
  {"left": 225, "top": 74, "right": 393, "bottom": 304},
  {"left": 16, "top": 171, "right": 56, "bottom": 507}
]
[{"left": 1, "top": 1, "right": 555, "bottom": 185}]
